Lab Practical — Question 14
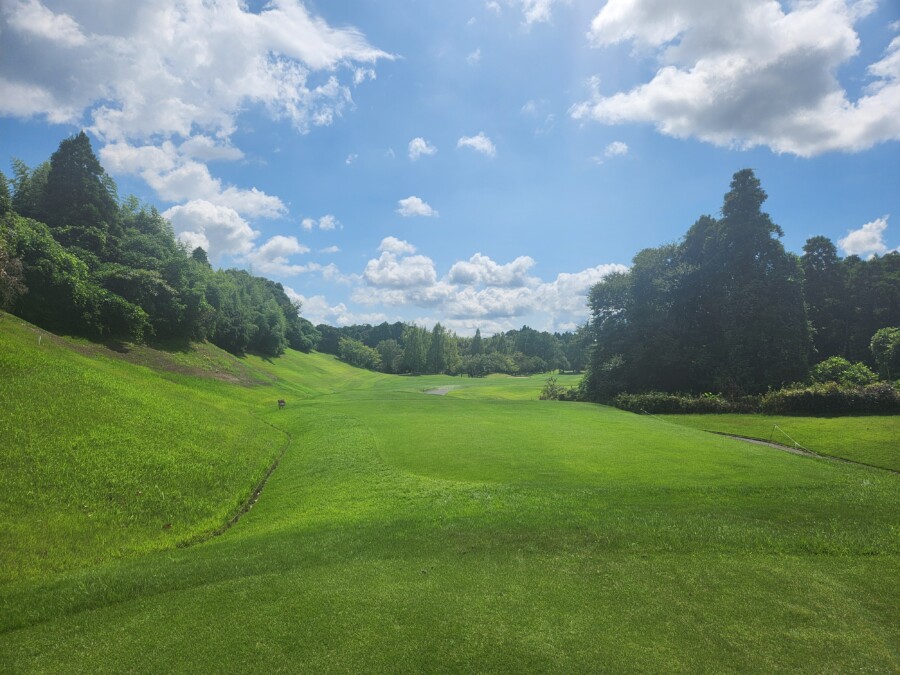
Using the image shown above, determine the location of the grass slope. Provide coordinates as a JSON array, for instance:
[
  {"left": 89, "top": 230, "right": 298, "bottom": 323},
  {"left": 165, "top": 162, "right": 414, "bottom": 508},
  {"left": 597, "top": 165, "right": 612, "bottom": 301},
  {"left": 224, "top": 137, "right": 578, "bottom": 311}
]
[
  {"left": 1, "top": 316, "right": 898, "bottom": 671},
  {"left": 661, "top": 413, "right": 900, "bottom": 471}
]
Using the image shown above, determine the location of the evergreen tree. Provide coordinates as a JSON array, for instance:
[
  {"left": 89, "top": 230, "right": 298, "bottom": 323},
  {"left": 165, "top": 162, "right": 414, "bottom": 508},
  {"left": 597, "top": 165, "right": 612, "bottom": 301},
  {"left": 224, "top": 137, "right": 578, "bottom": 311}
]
[{"left": 44, "top": 132, "right": 120, "bottom": 256}]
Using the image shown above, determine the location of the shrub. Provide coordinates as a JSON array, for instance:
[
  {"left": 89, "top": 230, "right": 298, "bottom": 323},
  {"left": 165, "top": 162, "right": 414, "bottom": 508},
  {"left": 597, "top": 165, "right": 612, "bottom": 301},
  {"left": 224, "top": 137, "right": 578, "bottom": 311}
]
[
  {"left": 810, "top": 356, "right": 877, "bottom": 387},
  {"left": 761, "top": 382, "right": 900, "bottom": 416},
  {"left": 612, "top": 392, "right": 757, "bottom": 414},
  {"left": 539, "top": 376, "right": 581, "bottom": 401}
]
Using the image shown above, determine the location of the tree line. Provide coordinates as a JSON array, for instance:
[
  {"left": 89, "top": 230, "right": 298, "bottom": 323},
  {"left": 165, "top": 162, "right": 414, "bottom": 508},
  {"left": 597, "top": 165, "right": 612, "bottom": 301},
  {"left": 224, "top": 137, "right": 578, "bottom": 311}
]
[
  {"left": 583, "top": 169, "right": 900, "bottom": 400},
  {"left": 317, "top": 321, "right": 591, "bottom": 377},
  {"left": 0, "top": 132, "right": 319, "bottom": 356}
]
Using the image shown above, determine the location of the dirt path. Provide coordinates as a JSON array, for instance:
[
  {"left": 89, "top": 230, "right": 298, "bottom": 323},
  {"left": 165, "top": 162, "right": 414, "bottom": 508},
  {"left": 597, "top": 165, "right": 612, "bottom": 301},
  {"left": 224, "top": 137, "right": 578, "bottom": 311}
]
[{"left": 712, "top": 431, "right": 899, "bottom": 474}]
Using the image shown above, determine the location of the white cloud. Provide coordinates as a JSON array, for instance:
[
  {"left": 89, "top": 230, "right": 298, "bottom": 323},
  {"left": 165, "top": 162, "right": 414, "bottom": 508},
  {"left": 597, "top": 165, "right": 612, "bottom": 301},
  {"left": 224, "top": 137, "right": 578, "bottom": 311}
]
[
  {"left": 457, "top": 132, "right": 497, "bottom": 158},
  {"left": 0, "top": 0, "right": 390, "bottom": 243},
  {"left": 397, "top": 196, "right": 438, "bottom": 217},
  {"left": 345, "top": 153, "right": 358, "bottom": 165},
  {"left": 320, "top": 245, "right": 340, "bottom": 254},
  {"left": 449, "top": 253, "right": 536, "bottom": 287},
  {"left": 516, "top": 0, "right": 563, "bottom": 25},
  {"left": 363, "top": 245, "right": 438, "bottom": 288},
  {"left": 100, "top": 141, "right": 285, "bottom": 218},
  {"left": 467, "top": 48, "right": 482, "bottom": 65},
  {"left": 4, "top": 0, "right": 87, "bottom": 47},
  {"left": 408, "top": 137, "right": 438, "bottom": 161},
  {"left": 354, "top": 240, "right": 628, "bottom": 332},
  {"left": 245, "top": 234, "right": 312, "bottom": 275},
  {"left": 379, "top": 236, "right": 417, "bottom": 255},
  {"left": 605, "top": 141, "right": 629, "bottom": 157},
  {"left": 838, "top": 216, "right": 895, "bottom": 259},
  {"left": 486, "top": 2, "right": 502, "bottom": 15},
  {"left": 571, "top": 0, "right": 900, "bottom": 156},
  {"left": 301, "top": 214, "right": 341, "bottom": 231},
  {"left": 285, "top": 290, "right": 389, "bottom": 327},
  {"left": 163, "top": 200, "right": 259, "bottom": 259}
]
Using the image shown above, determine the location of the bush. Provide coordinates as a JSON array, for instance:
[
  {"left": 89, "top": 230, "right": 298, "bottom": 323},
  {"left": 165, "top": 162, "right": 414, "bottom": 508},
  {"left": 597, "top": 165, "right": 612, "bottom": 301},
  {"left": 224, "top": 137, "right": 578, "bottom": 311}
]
[
  {"left": 612, "top": 391, "right": 757, "bottom": 414},
  {"left": 761, "top": 382, "right": 900, "bottom": 416},
  {"left": 539, "top": 376, "right": 581, "bottom": 401},
  {"left": 810, "top": 356, "right": 878, "bottom": 387}
]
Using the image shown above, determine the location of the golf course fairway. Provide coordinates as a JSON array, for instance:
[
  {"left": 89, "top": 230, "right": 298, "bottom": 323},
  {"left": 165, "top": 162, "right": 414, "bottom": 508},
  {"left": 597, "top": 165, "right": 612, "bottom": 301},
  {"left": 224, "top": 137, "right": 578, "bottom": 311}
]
[{"left": 1, "top": 316, "right": 897, "bottom": 672}]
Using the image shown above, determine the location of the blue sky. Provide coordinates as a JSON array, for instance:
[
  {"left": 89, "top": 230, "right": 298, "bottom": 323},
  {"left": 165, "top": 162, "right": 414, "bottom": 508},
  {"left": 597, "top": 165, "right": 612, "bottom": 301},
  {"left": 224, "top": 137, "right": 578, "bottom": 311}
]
[{"left": 1, "top": 0, "right": 899, "bottom": 334}]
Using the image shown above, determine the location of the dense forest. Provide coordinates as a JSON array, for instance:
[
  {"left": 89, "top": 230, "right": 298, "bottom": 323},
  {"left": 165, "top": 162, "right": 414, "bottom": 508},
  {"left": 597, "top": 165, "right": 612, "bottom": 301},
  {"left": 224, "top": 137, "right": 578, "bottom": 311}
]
[
  {"left": 583, "top": 169, "right": 900, "bottom": 400},
  {"left": 317, "top": 322, "right": 590, "bottom": 377},
  {"left": 0, "top": 133, "right": 319, "bottom": 356}
]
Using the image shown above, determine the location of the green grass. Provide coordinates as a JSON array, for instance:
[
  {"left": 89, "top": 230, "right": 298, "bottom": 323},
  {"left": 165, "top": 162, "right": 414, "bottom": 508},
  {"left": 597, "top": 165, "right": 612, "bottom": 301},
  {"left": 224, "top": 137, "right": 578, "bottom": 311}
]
[
  {"left": 661, "top": 413, "right": 900, "bottom": 471},
  {"left": 1, "top": 315, "right": 898, "bottom": 672}
]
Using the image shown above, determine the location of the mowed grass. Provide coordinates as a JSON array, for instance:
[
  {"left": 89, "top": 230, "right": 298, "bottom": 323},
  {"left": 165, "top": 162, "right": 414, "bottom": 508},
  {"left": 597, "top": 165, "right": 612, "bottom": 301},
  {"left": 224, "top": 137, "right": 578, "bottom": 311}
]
[
  {"left": 0, "top": 315, "right": 286, "bottom": 581},
  {"left": 662, "top": 413, "right": 900, "bottom": 471},
  {"left": 1, "top": 317, "right": 898, "bottom": 672}
]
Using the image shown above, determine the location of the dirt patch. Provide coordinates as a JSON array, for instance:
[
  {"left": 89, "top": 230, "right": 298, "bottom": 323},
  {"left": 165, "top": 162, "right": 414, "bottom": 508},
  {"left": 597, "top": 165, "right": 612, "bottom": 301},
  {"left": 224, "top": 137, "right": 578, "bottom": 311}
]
[{"left": 424, "top": 386, "right": 459, "bottom": 396}]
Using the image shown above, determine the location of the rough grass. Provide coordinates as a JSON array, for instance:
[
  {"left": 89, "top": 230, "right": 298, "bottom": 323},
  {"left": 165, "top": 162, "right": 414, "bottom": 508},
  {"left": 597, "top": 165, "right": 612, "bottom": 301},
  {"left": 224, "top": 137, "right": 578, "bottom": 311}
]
[
  {"left": 661, "top": 413, "right": 900, "bottom": 471},
  {"left": 1, "top": 317, "right": 897, "bottom": 672}
]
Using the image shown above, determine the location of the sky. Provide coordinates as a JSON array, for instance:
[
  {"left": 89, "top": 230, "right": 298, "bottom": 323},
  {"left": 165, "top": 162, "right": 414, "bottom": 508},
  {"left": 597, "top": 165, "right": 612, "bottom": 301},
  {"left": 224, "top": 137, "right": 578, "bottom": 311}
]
[{"left": 1, "top": 0, "right": 899, "bottom": 335}]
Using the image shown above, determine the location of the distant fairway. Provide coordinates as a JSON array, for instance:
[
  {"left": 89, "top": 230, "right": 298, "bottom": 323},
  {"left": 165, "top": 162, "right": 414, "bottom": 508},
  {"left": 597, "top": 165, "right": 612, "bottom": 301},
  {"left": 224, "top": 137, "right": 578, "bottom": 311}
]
[{"left": 1, "top": 316, "right": 898, "bottom": 672}]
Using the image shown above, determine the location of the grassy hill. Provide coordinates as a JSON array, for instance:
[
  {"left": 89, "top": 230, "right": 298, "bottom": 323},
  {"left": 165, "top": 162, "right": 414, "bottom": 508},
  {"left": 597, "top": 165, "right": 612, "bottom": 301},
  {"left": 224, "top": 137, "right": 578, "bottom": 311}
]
[{"left": 1, "top": 314, "right": 898, "bottom": 672}]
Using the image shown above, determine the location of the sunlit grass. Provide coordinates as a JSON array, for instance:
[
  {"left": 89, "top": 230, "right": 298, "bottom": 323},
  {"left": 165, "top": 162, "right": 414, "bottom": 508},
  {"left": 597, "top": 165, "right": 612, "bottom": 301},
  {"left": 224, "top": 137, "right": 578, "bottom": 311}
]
[
  {"left": 661, "top": 413, "right": 900, "bottom": 471},
  {"left": 1, "top": 315, "right": 897, "bottom": 671}
]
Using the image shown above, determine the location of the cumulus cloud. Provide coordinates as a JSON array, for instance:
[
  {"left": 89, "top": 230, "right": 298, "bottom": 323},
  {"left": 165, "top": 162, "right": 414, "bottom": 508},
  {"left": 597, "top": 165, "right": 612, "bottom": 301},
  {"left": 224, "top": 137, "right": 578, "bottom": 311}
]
[
  {"left": 571, "top": 0, "right": 900, "bottom": 156},
  {"left": 605, "top": 141, "right": 629, "bottom": 157},
  {"left": 364, "top": 238, "right": 438, "bottom": 288},
  {"left": 284, "top": 289, "right": 389, "bottom": 327},
  {"left": 457, "top": 132, "right": 497, "bottom": 158},
  {"left": 838, "top": 216, "right": 895, "bottom": 259},
  {"left": 0, "top": 0, "right": 390, "bottom": 249},
  {"left": 163, "top": 200, "right": 259, "bottom": 259},
  {"left": 397, "top": 196, "right": 438, "bottom": 217},
  {"left": 245, "top": 235, "right": 313, "bottom": 275},
  {"left": 379, "top": 236, "right": 418, "bottom": 255},
  {"left": 448, "top": 253, "right": 536, "bottom": 287},
  {"left": 320, "top": 245, "right": 340, "bottom": 254},
  {"left": 355, "top": 240, "right": 628, "bottom": 331},
  {"left": 301, "top": 214, "right": 341, "bottom": 231},
  {"left": 408, "top": 137, "right": 437, "bottom": 161},
  {"left": 0, "top": 0, "right": 390, "bottom": 139}
]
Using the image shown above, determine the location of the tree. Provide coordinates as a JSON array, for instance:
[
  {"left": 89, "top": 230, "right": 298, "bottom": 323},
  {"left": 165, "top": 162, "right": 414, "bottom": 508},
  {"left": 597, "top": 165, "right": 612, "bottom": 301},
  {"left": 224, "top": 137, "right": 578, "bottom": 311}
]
[
  {"left": 471, "top": 327, "right": 483, "bottom": 355},
  {"left": 401, "top": 324, "right": 429, "bottom": 374},
  {"left": 0, "top": 170, "right": 11, "bottom": 216},
  {"left": 427, "top": 323, "right": 448, "bottom": 374},
  {"left": 44, "top": 132, "right": 120, "bottom": 257},
  {"left": 338, "top": 336, "right": 382, "bottom": 370},
  {"left": 870, "top": 327, "right": 900, "bottom": 381},
  {"left": 584, "top": 169, "right": 810, "bottom": 398},
  {"left": 801, "top": 236, "right": 848, "bottom": 361}
]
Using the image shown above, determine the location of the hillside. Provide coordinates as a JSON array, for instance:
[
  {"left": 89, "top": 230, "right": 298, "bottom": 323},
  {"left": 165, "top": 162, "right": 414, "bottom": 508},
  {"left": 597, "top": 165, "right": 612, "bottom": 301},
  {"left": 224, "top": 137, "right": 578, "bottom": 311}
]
[{"left": 1, "top": 315, "right": 898, "bottom": 671}]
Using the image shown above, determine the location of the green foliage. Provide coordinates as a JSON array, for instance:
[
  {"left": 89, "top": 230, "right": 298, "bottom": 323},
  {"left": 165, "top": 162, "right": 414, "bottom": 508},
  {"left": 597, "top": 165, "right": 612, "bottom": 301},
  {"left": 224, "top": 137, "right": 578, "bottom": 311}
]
[
  {"left": 870, "top": 326, "right": 900, "bottom": 380},
  {"left": 338, "top": 336, "right": 382, "bottom": 370},
  {"left": 810, "top": 356, "right": 877, "bottom": 387},
  {"left": 0, "top": 216, "right": 27, "bottom": 309},
  {"left": 761, "top": 381, "right": 900, "bottom": 416},
  {"left": 538, "top": 375, "right": 580, "bottom": 401},
  {"left": 3, "top": 136, "right": 315, "bottom": 355},
  {"left": 612, "top": 391, "right": 756, "bottom": 414},
  {"left": 45, "top": 131, "right": 118, "bottom": 242},
  {"left": 0, "top": 169, "right": 11, "bottom": 215},
  {"left": 586, "top": 169, "right": 811, "bottom": 398}
]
